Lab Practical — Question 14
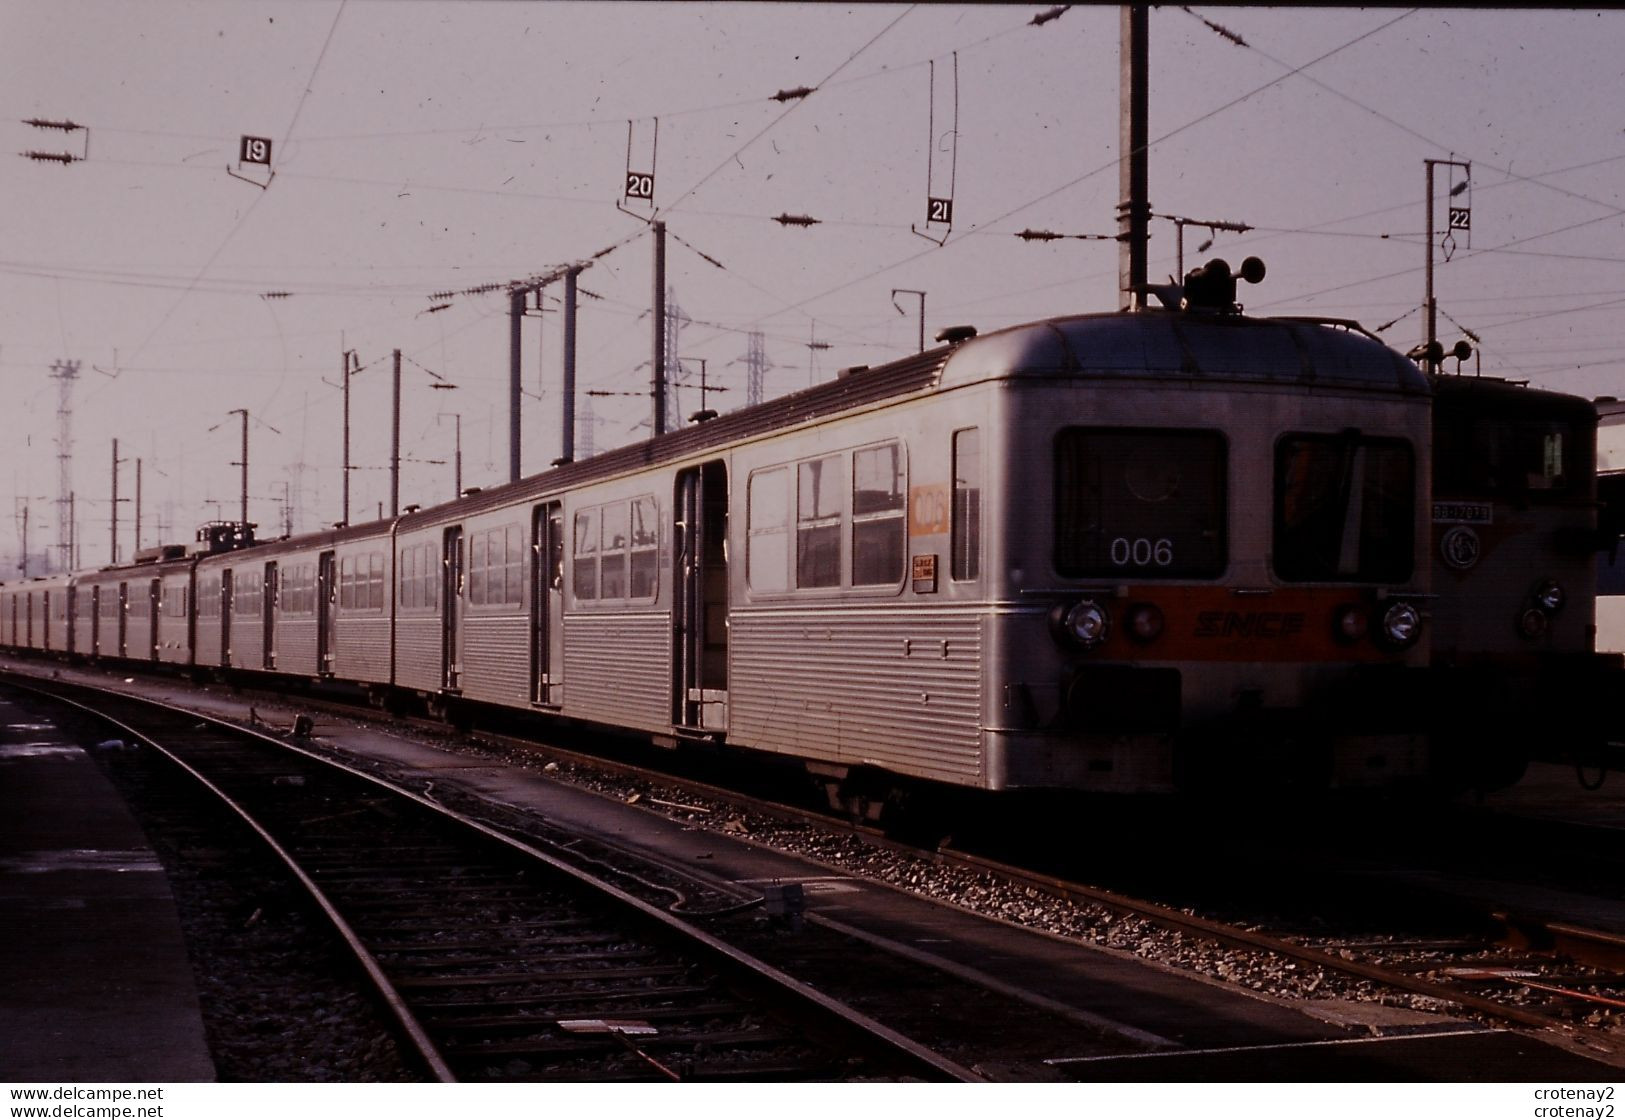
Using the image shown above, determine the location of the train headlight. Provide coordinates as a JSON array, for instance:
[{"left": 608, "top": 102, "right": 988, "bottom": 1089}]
[
  {"left": 1378, "top": 601, "right": 1422, "bottom": 650},
  {"left": 1533, "top": 580, "right": 1565, "bottom": 613},
  {"left": 1333, "top": 603, "right": 1368, "bottom": 644},
  {"left": 1518, "top": 607, "right": 1549, "bottom": 640},
  {"left": 1126, "top": 603, "right": 1164, "bottom": 644},
  {"left": 1060, "top": 599, "right": 1111, "bottom": 649}
]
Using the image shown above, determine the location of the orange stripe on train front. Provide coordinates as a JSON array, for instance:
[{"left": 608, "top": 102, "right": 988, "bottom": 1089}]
[{"left": 1090, "top": 586, "right": 1412, "bottom": 663}]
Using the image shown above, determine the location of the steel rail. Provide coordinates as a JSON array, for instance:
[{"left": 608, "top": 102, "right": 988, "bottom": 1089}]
[
  {"left": 935, "top": 847, "right": 1623, "bottom": 1060},
  {"left": 3, "top": 676, "right": 457, "bottom": 1082},
  {"left": 4, "top": 672, "right": 982, "bottom": 1084},
  {"left": 12, "top": 663, "right": 1620, "bottom": 1065}
]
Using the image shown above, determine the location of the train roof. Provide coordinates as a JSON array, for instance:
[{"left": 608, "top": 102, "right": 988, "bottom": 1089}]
[
  {"left": 1430, "top": 374, "right": 1599, "bottom": 425},
  {"left": 394, "top": 344, "right": 955, "bottom": 529},
  {"left": 938, "top": 309, "right": 1429, "bottom": 395},
  {"left": 390, "top": 309, "right": 1426, "bottom": 530}
]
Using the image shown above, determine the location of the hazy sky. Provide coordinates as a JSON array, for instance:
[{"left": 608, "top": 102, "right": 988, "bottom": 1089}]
[{"left": 4, "top": 3, "right": 1624, "bottom": 568}]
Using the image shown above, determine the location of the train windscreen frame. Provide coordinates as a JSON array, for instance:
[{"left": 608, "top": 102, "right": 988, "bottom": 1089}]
[
  {"left": 1054, "top": 427, "right": 1227, "bottom": 579},
  {"left": 1274, "top": 432, "right": 1414, "bottom": 583}
]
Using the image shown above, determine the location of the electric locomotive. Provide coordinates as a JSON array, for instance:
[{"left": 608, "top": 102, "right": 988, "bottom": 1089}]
[{"left": 1427, "top": 375, "right": 1613, "bottom": 788}]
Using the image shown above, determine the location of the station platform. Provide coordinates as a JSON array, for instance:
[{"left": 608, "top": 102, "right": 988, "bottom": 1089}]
[{"left": 0, "top": 694, "right": 215, "bottom": 1082}]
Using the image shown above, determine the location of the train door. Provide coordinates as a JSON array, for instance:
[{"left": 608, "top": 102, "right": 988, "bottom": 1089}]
[
  {"left": 90, "top": 586, "right": 101, "bottom": 654},
  {"left": 221, "top": 569, "right": 234, "bottom": 667},
  {"left": 42, "top": 591, "right": 51, "bottom": 651},
  {"left": 262, "top": 562, "right": 277, "bottom": 669},
  {"left": 317, "top": 551, "right": 336, "bottom": 675},
  {"left": 531, "top": 504, "right": 565, "bottom": 705},
  {"left": 146, "top": 579, "right": 160, "bottom": 661},
  {"left": 673, "top": 461, "right": 729, "bottom": 731},
  {"left": 117, "top": 583, "right": 128, "bottom": 657},
  {"left": 442, "top": 527, "right": 463, "bottom": 691},
  {"left": 66, "top": 586, "right": 77, "bottom": 656}
]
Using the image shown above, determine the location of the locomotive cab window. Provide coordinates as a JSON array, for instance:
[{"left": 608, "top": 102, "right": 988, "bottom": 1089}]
[
  {"left": 1274, "top": 433, "right": 1414, "bottom": 582},
  {"left": 1433, "top": 409, "right": 1585, "bottom": 502},
  {"left": 1055, "top": 428, "right": 1226, "bottom": 578}
]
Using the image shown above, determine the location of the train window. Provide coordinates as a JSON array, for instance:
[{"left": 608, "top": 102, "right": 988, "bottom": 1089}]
[
  {"left": 400, "top": 543, "right": 436, "bottom": 610},
  {"left": 601, "top": 502, "right": 630, "bottom": 600},
  {"left": 630, "top": 496, "right": 659, "bottom": 599},
  {"left": 470, "top": 533, "right": 490, "bottom": 605},
  {"left": 573, "top": 508, "right": 600, "bottom": 601},
  {"left": 953, "top": 429, "right": 981, "bottom": 581},
  {"left": 282, "top": 564, "right": 312, "bottom": 615},
  {"left": 466, "top": 529, "right": 523, "bottom": 608},
  {"left": 507, "top": 527, "right": 525, "bottom": 605},
  {"left": 1055, "top": 429, "right": 1226, "bottom": 578},
  {"left": 1275, "top": 434, "right": 1414, "bottom": 582},
  {"left": 798, "top": 456, "right": 842, "bottom": 588},
  {"left": 852, "top": 442, "right": 905, "bottom": 586},
  {"left": 399, "top": 547, "right": 416, "bottom": 610},
  {"left": 368, "top": 552, "right": 386, "bottom": 610},
  {"left": 198, "top": 578, "right": 219, "bottom": 618},
  {"left": 413, "top": 544, "right": 430, "bottom": 609},
  {"left": 748, "top": 468, "right": 789, "bottom": 592},
  {"left": 1434, "top": 411, "right": 1582, "bottom": 501}
]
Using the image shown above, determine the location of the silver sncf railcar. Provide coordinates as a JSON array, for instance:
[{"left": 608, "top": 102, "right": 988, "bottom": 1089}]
[
  {"left": 0, "top": 267, "right": 1443, "bottom": 797},
  {"left": 376, "top": 275, "right": 1435, "bottom": 796}
]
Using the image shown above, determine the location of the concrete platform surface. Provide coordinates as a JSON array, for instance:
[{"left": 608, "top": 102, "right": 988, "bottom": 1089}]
[{"left": 0, "top": 695, "right": 215, "bottom": 1082}]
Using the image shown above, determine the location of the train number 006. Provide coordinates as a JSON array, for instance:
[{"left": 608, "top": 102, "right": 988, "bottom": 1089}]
[{"left": 1110, "top": 537, "right": 1173, "bottom": 567}]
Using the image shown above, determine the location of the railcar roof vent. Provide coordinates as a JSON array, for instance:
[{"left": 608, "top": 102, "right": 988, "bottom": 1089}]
[
  {"left": 687, "top": 408, "right": 719, "bottom": 424},
  {"left": 935, "top": 325, "right": 978, "bottom": 345},
  {"left": 836, "top": 365, "right": 869, "bottom": 379},
  {"left": 461, "top": 487, "right": 482, "bottom": 498},
  {"left": 403, "top": 504, "right": 421, "bottom": 514}
]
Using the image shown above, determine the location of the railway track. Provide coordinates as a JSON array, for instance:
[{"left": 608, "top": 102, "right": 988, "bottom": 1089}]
[
  {"left": 938, "top": 849, "right": 1625, "bottom": 1048},
  {"left": 3, "top": 673, "right": 978, "bottom": 1083},
  {"left": 7, "top": 661, "right": 1622, "bottom": 1068},
  {"left": 416, "top": 701, "right": 1625, "bottom": 1054}
]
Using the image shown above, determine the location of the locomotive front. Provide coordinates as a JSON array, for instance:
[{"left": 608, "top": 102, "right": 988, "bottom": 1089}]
[
  {"left": 1429, "top": 378, "right": 1608, "bottom": 789},
  {"left": 955, "top": 285, "right": 1434, "bottom": 793}
]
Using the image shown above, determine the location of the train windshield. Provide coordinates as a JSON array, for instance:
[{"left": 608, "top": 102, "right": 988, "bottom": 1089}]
[
  {"left": 1433, "top": 412, "right": 1583, "bottom": 503},
  {"left": 1274, "top": 434, "right": 1414, "bottom": 582},
  {"left": 1054, "top": 428, "right": 1226, "bottom": 578}
]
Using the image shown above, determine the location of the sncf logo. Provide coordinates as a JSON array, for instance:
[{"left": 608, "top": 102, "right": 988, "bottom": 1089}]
[{"left": 1194, "top": 611, "right": 1307, "bottom": 639}]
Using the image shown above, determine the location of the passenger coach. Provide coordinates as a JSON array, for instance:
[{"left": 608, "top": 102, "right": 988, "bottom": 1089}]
[
  {"left": 357, "top": 262, "right": 1436, "bottom": 798},
  {"left": 0, "top": 261, "right": 1446, "bottom": 799}
]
